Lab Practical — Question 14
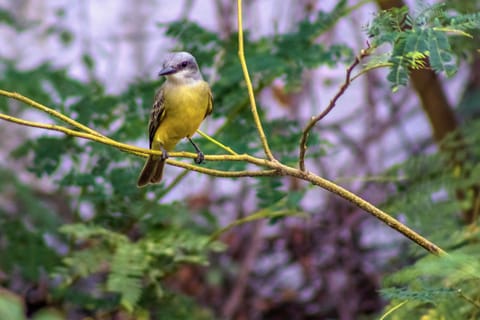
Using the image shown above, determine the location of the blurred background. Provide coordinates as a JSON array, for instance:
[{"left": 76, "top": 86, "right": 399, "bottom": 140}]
[{"left": 0, "top": 0, "right": 479, "bottom": 319}]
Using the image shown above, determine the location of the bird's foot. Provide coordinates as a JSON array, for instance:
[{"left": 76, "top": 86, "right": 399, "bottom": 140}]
[
  {"left": 194, "top": 152, "right": 204, "bottom": 164},
  {"left": 161, "top": 149, "right": 169, "bottom": 161}
]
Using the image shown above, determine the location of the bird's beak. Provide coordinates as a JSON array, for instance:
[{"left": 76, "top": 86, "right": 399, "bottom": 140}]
[{"left": 158, "top": 66, "right": 177, "bottom": 76}]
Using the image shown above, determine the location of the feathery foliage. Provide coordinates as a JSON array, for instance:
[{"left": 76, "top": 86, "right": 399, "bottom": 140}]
[
  {"left": 366, "top": 3, "right": 480, "bottom": 91},
  {"left": 378, "top": 119, "right": 480, "bottom": 318}
]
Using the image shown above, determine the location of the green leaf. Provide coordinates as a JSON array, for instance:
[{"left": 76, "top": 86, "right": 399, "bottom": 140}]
[
  {"left": 380, "top": 287, "right": 456, "bottom": 303},
  {"left": 387, "top": 37, "right": 409, "bottom": 91},
  {"left": 107, "top": 243, "right": 147, "bottom": 312},
  {"left": 427, "top": 28, "right": 456, "bottom": 76}
]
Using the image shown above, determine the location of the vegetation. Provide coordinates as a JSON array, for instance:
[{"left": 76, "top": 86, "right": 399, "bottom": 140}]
[{"left": 0, "top": 0, "right": 480, "bottom": 319}]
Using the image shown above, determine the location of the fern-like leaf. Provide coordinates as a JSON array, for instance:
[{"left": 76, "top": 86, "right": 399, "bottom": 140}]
[{"left": 107, "top": 243, "right": 148, "bottom": 312}]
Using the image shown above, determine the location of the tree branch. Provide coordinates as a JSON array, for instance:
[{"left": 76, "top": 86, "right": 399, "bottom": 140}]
[
  {"left": 237, "top": 0, "right": 275, "bottom": 161},
  {"left": 0, "top": 111, "right": 276, "bottom": 178},
  {"left": 273, "top": 161, "right": 447, "bottom": 256},
  {"left": 0, "top": 89, "right": 107, "bottom": 138},
  {"left": 298, "top": 46, "right": 371, "bottom": 171},
  {"left": 197, "top": 129, "right": 238, "bottom": 155}
]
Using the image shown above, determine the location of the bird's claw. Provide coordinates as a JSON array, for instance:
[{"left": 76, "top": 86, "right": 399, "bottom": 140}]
[
  {"left": 161, "top": 150, "right": 169, "bottom": 161},
  {"left": 194, "top": 152, "right": 204, "bottom": 164}
]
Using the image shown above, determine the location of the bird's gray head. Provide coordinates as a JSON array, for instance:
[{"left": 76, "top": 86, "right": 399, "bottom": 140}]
[{"left": 158, "top": 51, "right": 202, "bottom": 83}]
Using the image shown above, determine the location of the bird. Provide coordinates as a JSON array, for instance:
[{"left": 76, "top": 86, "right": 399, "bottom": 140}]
[{"left": 137, "top": 52, "right": 213, "bottom": 188}]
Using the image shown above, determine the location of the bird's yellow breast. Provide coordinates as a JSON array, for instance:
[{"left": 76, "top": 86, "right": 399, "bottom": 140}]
[{"left": 153, "top": 81, "right": 211, "bottom": 151}]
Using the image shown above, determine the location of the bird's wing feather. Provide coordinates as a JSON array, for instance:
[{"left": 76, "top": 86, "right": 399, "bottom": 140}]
[
  {"left": 148, "top": 87, "right": 166, "bottom": 149},
  {"left": 204, "top": 87, "right": 213, "bottom": 118}
]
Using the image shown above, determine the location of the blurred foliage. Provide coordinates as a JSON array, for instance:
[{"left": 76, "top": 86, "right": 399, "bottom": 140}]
[
  {"left": 0, "top": 289, "right": 64, "bottom": 320},
  {"left": 0, "top": 1, "right": 479, "bottom": 319},
  {"left": 378, "top": 119, "right": 480, "bottom": 319}
]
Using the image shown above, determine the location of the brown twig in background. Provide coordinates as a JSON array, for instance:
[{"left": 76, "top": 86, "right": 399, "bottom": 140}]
[
  {"left": 298, "top": 45, "right": 371, "bottom": 171},
  {"left": 222, "top": 220, "right": 266, "bottom": 318}
]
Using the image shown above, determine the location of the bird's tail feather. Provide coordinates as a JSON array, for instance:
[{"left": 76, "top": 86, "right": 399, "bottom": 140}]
[
  {"left": 150, "top": 158, "right": 165, "bottom": 184},
  {"left": 137, "top": 156, "right": 165, "bottom": 188}
]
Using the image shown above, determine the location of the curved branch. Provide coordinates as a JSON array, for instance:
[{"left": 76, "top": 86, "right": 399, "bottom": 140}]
[
  {"left": 0, "top": 112, "right": 277, "bottom": 178},
  {"left": 298, "top": 46, "right": 371, "bottom": 171},
  {"left": 274, "top": 161, "right": 447, "bottom": 256},
  {"left": 167, "top": 159, "right": 278, "bottom": 178}
]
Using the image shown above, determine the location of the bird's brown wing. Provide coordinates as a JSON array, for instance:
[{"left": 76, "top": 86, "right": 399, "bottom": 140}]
[
  {"left": 148, "top": 87, "right": 166, "bottom": 149},
  {"left": 204, "top": 86, "right": 213, "bottom": 118}
]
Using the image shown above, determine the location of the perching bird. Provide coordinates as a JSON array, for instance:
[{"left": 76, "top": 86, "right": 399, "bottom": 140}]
[{"left": 137, "top": 52, "right": 213, "bottom": 187}]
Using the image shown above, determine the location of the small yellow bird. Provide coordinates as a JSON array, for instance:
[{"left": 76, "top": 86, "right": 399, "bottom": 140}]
[{"left": 137, "top": 52, "right": 213, "bottom": 187}]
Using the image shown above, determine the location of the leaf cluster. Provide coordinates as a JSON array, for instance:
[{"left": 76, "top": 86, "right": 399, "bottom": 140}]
[
  {"left": 0, "top": 168, "right": 62, "bottom": 281},
  {"left": 366, "top": 3, "right": 480, "bottom": 91},
  {"left": 55, "top": 223, "right": 223, "bottom": 313}
]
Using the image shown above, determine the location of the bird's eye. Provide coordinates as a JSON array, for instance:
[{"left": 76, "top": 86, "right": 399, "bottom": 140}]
[{"left": 181, "top": 61, "right": 188, "bottom": 68}]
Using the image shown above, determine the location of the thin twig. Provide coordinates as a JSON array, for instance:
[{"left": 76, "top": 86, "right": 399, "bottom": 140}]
[
  {"left": 237, "top": 0, "right": 275, "bottom": 161},
  {"left": 0, "top": 89, "right": 106, "bottom": 138},
  {"left": 167, "top": 159, "right": 278, "bottom": 178},
  {"left": 350, "top": 62, "right": 392, "bottom": 82},
  {"left": 208, "top": 206, "right": 301, "bottom": 243},
  {"left": 379, "top": 300, "right": 409, "bottom": 320},
  {"left": 457, "top": 289, "right": 480, "bottom": 309},
  {"left": 197, "top": 129, "right": 238, "bottom": 155},
  {"left": 222, "top": 220, "right": 266, "bottom": 318},
  {"left": 298, "top": 46, "right": 371, "bottom": 171}
]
